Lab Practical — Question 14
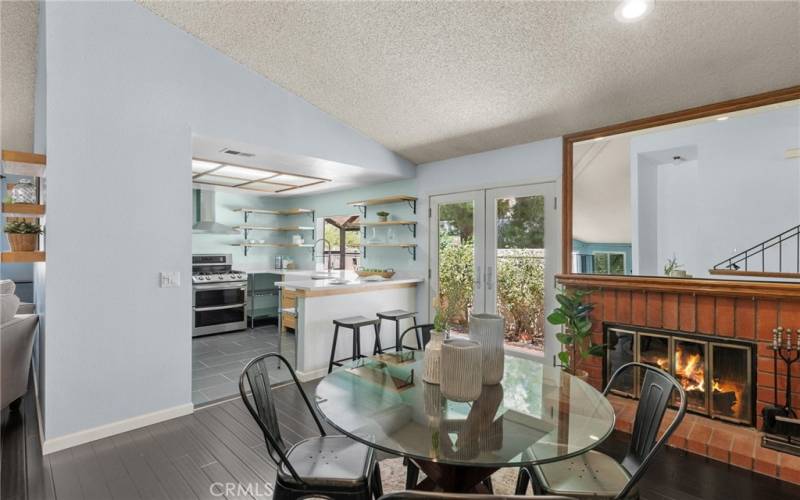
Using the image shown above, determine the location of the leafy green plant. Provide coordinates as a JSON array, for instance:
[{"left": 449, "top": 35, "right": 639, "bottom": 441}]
[
  {"left": 548, "top": 288, "right": 603, "bottom": 374},
  {"left": 664, "top": 254, "right": 683, "bottom": 276},
  {"left": 376, "top": 211, "right": 390, "bottom": 217},
  {"left": 497, "top": 251, "right": 545, "bottom": 344},
  {"left": 438, "top": 235, "right": 473, "bottom": 328},
  {"left": 4, "top": 221, "right": 43, "bottom": 234}
]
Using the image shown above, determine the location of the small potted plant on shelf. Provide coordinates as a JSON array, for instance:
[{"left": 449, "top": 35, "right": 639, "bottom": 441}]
[
  {"left": 4, "top": 221, "right": 42, "bottom": 252},
  {"left": 548, "top": 288, "right": 603, "bottom": 381},
  {"left": 376, "top": 211, "right": 390, "bottom": 222}
]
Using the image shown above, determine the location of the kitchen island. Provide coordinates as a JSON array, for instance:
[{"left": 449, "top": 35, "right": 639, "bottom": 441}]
[{"left": 273, "top": 272, "right": 424, "bottom": 380}]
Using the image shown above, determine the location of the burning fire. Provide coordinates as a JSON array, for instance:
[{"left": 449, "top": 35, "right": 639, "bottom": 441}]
[
  {"left": 674, "top": 348, "right": 705, "bottom": 393},
  {"left": 652, "top": 345, "right": 744, "bottom": 417}
]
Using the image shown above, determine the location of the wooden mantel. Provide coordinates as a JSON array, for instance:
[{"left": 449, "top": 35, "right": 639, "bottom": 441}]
[{"left": 556, "top": 273, "right": 800, "bottom": 300}]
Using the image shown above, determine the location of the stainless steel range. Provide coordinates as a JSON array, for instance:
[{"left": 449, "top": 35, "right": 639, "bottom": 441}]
[{"left": 192, "top": 254, "right": 247, "bottom": 337}]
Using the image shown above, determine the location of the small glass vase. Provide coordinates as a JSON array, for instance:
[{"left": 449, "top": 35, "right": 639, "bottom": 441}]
[{"left": 10, "top": 179, "right": 37, "bottom": 204}]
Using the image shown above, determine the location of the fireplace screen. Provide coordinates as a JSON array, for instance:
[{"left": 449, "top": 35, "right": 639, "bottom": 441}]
[
  {"left": 710, "top": 343, "right": 752, "bottom": 424},
  {"left": 605, "top": 328, "right": 754, "bottom": 426}
]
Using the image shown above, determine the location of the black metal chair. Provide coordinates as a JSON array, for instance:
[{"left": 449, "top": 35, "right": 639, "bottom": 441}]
[
  {"left": 515, "top": 362, "right": 687, "bottom": 500},
  {"left": 240, "top": 353, "right": 383, "bottom": 500},
  {"left": 397, "top": 323, "right": 434, "bottom": 351},
  {"left": 380, "top": 491, "right": 571, "bottom": 500}
]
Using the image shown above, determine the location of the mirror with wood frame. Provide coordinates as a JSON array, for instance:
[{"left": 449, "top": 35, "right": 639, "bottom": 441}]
[{"left": 565, "top": 89, "right": 800, "bottom": 282}]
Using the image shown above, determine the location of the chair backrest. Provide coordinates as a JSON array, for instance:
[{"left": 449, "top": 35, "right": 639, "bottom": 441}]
[
  {"left": 239, "top": 352, "right": 325, "bottom": 481},
  {"left": 604, "top": 361, "right": 686, "bottom": 499},
  {"left": 380, "top": 491, "right": 571, "bottom": 500},
  {"left": 399, "top": 323, "right": 434, "bottom": 349}
]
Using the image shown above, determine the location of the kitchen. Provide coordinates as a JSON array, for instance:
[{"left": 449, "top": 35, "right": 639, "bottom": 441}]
[{"left": 190, "top": 151, "right": 423, "bottom": 406}]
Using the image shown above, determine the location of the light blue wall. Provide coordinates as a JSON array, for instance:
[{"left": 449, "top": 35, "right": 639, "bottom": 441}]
[
  {"left": 573, "top": 239, "right": 632, "bottom": 274},
  {"left": 285, "top": 179, "right": 417, "bottom": 271},
  {"left": 192, "top": 179, "right": 419, "bottom": 273},
  {"left": 191, "top": 188, "right": 283, "bottom": 268}
]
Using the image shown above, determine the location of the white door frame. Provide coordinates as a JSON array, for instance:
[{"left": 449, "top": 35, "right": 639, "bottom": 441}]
[{"left": 428, "top": 181, "right": 560, "bottom": 361}]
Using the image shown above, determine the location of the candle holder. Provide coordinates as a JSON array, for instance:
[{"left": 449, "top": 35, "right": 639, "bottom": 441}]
[{"left": 771, "top": 327, "right": 799, "bottom": 418}]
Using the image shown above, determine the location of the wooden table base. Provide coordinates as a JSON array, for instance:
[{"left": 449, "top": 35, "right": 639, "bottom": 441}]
[{"left": 410, "top": 459, "right": 498, "bottom": 493}]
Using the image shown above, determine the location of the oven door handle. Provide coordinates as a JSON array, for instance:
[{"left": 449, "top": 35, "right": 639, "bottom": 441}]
[
  {"left": 193, "top": 303, "right": 246, "bottom": 312},
  {"left": 193, "top": 283, "right": 247, "bottom": 290}
]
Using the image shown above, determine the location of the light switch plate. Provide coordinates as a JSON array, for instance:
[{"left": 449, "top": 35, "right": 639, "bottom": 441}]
[{"left": 160, "top": 271, "right": 180, "bottom": 288}]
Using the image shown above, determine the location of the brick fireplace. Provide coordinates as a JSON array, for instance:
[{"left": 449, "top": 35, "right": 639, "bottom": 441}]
[{"left": 560, "top": 280, "right": 800, "bottom": 484}]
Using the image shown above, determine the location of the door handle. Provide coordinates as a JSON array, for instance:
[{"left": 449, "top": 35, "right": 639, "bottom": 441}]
[
  {"left": 193, "top": 303, "right": 245, "bottom": 312},
  {"left": 193, "top": 283, "right": 247, "bottom": 291},
  {"left": 475, "top": 265, "right": 482, "bottom": 290},
  {"left": 486, "top": 266, "right": 494, "bottom": 290}
]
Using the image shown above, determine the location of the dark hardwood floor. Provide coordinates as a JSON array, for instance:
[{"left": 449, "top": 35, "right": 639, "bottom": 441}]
[{"left": 3, "top": 377, "right": 800, "bottom": 500}]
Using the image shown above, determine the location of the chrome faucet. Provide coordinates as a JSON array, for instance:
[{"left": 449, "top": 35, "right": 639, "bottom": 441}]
[{"left": 313, "top": 238, "right": 333, "bottom": 273}]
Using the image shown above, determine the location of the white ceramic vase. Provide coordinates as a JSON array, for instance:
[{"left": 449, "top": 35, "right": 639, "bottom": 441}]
[
  {"left": 423, "top": 330, "right": 446, "bottom": 384},
  {"left": 469, "top": 313, "right": 505, "bottom": 385},
  {"left": 440, "top": 338, "right": 483, "bottom": 402}
]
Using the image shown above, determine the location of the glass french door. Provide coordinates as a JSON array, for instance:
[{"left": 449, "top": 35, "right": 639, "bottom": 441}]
[
  {"left": 429, "top": 191, "right": 485, "bottom": 333},
  {"left": 430, "top": 183, "right": 556, "bottom": 353}
]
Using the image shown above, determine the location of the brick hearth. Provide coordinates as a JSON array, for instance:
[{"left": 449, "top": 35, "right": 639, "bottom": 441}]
[{"left": 573, "top": 287, "right": 800, "bottom": 484}]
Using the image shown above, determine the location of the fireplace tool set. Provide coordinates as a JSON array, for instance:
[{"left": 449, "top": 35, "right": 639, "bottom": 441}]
[{"left": 762, "top": 327, "right": 800, "bottom": 455}]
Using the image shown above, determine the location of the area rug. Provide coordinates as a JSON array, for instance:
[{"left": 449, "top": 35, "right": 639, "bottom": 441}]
[{"left": 378, "top": 457, "right": 524, "bottom": 495}]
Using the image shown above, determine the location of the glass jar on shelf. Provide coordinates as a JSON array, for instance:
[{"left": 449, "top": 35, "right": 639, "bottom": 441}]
[{"left": 10, "top": 178, "right": 37, "bottom": 204}]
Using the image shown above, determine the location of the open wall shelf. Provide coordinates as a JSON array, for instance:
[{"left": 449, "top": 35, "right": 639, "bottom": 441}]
[
  {"left": 348, "top": 195, "right": 416, "bottom": 217},
  {"left": 1, "top": 150, "right": 46, "bottom": 177},
  {"left": 362, "top": 243, "right": 417, "bottom": 260},
  {"left": 233, "top": 207, "right": 315, "bottom": 254},
  {"left": 235, "top": 242, "right": 314, "bottom": 256},
  {"left": 2, "top": 203, "right": 45, "bottom": 217},
  {"left": 358, "top": 220, "right": 416, "bottom": 237},
  {"left": 1, "top": 251, "right": 46, "bottom": 263}
]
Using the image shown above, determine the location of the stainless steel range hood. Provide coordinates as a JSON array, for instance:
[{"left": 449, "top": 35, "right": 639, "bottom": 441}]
[{"left": 192, "top": 189, "right": 238, "bottom": 234}]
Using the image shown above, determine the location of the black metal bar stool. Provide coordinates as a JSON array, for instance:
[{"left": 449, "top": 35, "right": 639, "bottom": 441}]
[
  {"left": 328, "top": 316, "right": 382, "bottom": 373},
  {"left": 375, "top": 310, "right": 417, "bottom": 353}
]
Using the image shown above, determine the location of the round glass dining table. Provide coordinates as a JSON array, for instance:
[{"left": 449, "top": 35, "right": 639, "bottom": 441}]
[{"left": 315, "top": 351, "right": 616, "bottom": 492}]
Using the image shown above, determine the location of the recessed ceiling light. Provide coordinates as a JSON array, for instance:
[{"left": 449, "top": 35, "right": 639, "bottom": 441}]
[
  {"left": 716, "top": 116, "right": 729, "bottom": 121},
  {"left": 615, "top": 0, "right": 654, "bottom": 23}
]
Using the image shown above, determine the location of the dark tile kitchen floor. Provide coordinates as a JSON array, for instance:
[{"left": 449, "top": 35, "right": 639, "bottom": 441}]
[{"left": 192, "top": 325, "right": 296, "bottom": 406}]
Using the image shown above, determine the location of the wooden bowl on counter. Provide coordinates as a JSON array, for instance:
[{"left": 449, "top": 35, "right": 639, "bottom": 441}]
[{"left": 355, "top": 269, "right": 396, "bottom": 279}]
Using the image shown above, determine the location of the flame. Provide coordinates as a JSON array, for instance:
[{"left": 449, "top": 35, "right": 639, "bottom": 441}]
[
  {"left": 651, "top": 345, "right": 745, "bottom": 418},
  {"left": 674, "top": 347, "right": 705, "bottom": 392}
]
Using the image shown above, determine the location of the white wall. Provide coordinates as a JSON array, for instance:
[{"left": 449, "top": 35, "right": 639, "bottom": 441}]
[
  {"left": 42, "top": 0, "right": 412, "bottom": 446},
  {"left": 631, "top": 105, "right": 800, "bottom": 278},
  {"left": 415, "top": 138, "right": 562, "bottom": 360}
]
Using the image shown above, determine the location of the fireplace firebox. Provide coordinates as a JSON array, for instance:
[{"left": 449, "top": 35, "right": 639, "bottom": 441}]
[{"left": 604, "top": 325, "right": 755, "bottom": 426}]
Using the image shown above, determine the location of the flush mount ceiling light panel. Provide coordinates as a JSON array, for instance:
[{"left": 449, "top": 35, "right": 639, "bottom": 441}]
[
  {"left": 191, "top": 157, "right": 330, "bottom": 193},
  {"left": 615, "top": 0, "right": 654, "bottom": 23}
]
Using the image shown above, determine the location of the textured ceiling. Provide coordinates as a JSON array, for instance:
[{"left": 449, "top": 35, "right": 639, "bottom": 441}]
[
  {"left": 139, "top": 1, "right": 800, "bottom": 164},
  {"left": 1, "top": 1, "right": 38, "bottom": 152}
]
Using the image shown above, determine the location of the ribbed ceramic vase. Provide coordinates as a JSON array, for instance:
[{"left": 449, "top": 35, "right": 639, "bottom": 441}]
[
  {"left": 440, "top": 338, "right": 482, "bottom": 402},
  {"left": 423, "top": 330, "right": 446, "bottom": 384},
  {"left": 469, "top": 313, "right": 505, "bottom": 385}
]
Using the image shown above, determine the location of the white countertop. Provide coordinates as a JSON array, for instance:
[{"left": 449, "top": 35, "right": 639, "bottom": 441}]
[
  {"left": 275, "top": 274, "right": 424, "bottom": 291},
  {"left": 235, "top": 265, "right": 324, "bottom": 278}
]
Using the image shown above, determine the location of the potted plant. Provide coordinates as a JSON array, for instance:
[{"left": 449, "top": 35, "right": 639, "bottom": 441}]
[
  {"left": 424, "top": 295, "right": 459, "bottom": 384},
  {"left": 548, "top": 288, "right": 603, "bottom": 380},
  {"left": 376, "top": 211, "right": 390, "bottom": 222},
  {"left": 4, "top": 221, "right": 42, "bottom": 252},
  {"left": 664, "top": 254, "right": 686, "bottom": 277}
]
